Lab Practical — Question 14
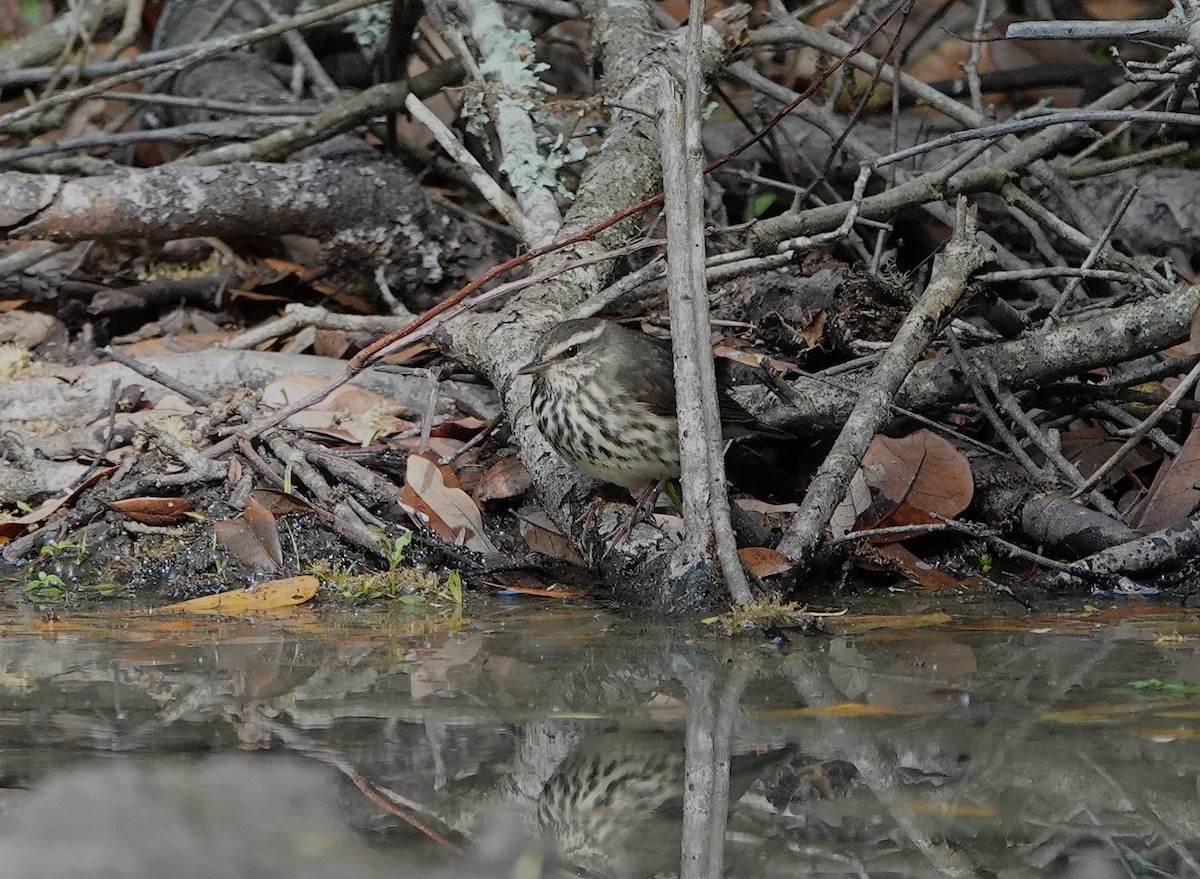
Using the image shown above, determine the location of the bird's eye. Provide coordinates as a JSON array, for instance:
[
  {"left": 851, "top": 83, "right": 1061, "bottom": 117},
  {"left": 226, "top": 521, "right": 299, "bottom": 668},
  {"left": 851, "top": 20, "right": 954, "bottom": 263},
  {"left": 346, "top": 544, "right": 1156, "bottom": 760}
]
[{"left": 564, "top": 345, "right": 579, "bottom": 358}]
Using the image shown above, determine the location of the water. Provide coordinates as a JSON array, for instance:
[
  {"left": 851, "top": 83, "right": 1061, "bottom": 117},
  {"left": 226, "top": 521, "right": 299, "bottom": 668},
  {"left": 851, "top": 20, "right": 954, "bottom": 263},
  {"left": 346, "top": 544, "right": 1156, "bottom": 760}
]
[{"left": 0, "top": 597, "right": 1197, "bottom": 878}]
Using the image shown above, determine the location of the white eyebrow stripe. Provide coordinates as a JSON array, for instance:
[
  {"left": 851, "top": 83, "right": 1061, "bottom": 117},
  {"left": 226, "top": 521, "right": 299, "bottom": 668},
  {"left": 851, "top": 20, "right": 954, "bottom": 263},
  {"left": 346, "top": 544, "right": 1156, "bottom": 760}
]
[{"left": 543, "top": 322, "right": 606, "bottom": 358}]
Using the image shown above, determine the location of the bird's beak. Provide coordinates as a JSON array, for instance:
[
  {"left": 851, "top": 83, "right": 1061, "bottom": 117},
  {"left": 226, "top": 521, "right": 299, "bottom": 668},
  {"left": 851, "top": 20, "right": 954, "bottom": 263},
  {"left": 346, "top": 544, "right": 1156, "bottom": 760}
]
[{"left": 516, "top": 358, "right": 550, "bottom": 376}]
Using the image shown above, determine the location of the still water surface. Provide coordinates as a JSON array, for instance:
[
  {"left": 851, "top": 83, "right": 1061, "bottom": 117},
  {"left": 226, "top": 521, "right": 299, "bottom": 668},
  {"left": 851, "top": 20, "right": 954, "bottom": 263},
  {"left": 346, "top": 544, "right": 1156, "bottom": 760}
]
[{"left": 0, "top": 597, "right": 1197, "bottom": 878}]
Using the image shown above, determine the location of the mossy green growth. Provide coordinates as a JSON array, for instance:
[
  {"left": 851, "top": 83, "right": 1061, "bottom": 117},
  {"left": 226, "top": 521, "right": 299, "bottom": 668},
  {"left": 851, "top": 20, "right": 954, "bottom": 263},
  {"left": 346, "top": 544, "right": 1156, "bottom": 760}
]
[
  {"left": 311, "top": 559, "right": 463, "bottom": 617},
  {"left": 705, "top": 594, "right": 817, "bottom": 635}
]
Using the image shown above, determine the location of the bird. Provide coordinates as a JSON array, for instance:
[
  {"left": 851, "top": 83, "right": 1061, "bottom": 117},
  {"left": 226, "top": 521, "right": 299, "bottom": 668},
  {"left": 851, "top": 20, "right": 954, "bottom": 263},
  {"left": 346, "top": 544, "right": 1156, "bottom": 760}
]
[
  {"left": 537, "top": 732, "right": 795, "bottom": 878},
  {"left": 516, "top": 318, "right": 784, "bottom": 492}
]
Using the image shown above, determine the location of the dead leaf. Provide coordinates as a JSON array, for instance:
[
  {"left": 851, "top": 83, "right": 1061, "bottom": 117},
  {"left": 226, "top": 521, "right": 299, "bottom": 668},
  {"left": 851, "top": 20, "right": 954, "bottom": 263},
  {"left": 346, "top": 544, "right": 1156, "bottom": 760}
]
[
  {"left": 1040, "top": 702, "right": 1155, "bottom": 724},
  {"left": 712, "top": 343, "right": 799, "bottom": 373},
  {"left": 901, "top": 800, "right": 997, "bottom": 818},
  {"left": 871, "top": 543, "right": 980, "bottom": 591},
  {"left": 0, "top": 467, "right": 117, "bottom": 540},
  {"left": 243, "top": 495, "right": 283, "bottom": 567},
  {"left": 819, "top": 611, "right": 954, "bottom": 633},
  {"left": 1059, "top": 425, "right": 1159, "bottom": 489},
  {"left": 859, "top": 431, "right": 973, "bottom": 530},
  {"left": 158, "top": 575, "right": 319, "bottom": 615},
  {"left": 118, "top": 333, "right": 233, "bottom": 357},
  {"left": 431, "top": 416, "right": 488, "bottom": 440},
  {"left": 517, "top": 510, "right": 584, "bottom": 565},
  {"left": 738, "top": 546, "right": 792, "bottom": 578},
  {"left": 261, "top": 376, "right": 409, "bottom": 443},
  {"left": 830, "top": 469, "right": 872, "bottom": 539},
  {"left": 393, "top": 435, "right": 466, "bottom": 460},
  {"left": 214, "top": 495, "right": 283, "bottom": 571},
  {"left": 108, "top": 496, "right": 193, "bottom": 525},
  {"left": 483, "top": 574, "right": 586, "bottom": 599},
  {"left": 248, "top": 488, "right": 315, "bottom": 517},
  {"left": 1132, "top": 426, "right": 1200, "bottom": 530},
  {"left": 404, "top": 454, "right": 498, "bottom": 555},
  {"left": 476, "top": 456, "right": 533, "bottom": 503}
]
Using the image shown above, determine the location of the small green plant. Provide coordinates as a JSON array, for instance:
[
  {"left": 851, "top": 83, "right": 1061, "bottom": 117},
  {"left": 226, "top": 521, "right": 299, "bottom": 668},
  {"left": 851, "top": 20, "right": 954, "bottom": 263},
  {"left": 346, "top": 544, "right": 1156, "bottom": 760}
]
[
  {"left": 24, "top": 571, "right": 65, "bottom": 603},
  {"left": 40, "top": 535, "right": 87, "bottom": 565},
  {"left": 978, "top": 553, "right": 993, "bottom": 573},
  {"left": 375, "top": 529, "right": 414, "bottom": 571}
]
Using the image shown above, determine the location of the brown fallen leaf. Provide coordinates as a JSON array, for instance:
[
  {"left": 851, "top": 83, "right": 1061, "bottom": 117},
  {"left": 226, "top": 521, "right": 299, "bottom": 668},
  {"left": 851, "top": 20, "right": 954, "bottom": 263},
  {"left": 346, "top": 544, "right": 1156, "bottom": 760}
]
[
  {"left": 108, "top": 496, "right": 193, "bottom": 526},
  {"left": 0, "top": 466, "right": 117, "bottom": 540},
  {"left": 476, "top": 455, "right": 533, "bottom": 504},
  {"left": 859, "top": 430, "right": 973, "bottom": 530},
  {"left": 738, "top": 546, "right": 792, "bottom": 578},
  {"left": 871, "top": 542, "right": 982, "bottom": 591},
  {"left": 404, "top": 454, "right": 499, "bottom": 555},
  {"left": 1133, "top": 424, "right": 1200, "bottom": 530},
  {"left": 517, "top": 510, "right": 584, "bottom": 565},
  {"left": 158, "top": 575, "right": 319, "bottom": 614},
  {"left": 213, "top": 495, "right": 282, "bottom": 572}
]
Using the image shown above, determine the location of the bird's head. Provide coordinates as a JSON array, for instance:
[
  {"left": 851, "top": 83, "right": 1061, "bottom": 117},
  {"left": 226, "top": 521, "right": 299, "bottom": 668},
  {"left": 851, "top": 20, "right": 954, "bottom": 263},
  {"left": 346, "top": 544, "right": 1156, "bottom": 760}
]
[{"left": 516, "top": 318, "right": 612, "bottom": 390}]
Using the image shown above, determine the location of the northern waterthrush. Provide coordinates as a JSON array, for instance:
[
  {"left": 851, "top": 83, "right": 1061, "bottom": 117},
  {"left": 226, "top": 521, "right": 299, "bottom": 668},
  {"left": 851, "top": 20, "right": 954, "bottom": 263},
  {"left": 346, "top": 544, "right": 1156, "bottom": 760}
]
[
  {"left": 537, "top": 732, "right": 795, "bottom": 878},
  {"left": 517, "top": 318, "right": 781, "bottom": 491}
]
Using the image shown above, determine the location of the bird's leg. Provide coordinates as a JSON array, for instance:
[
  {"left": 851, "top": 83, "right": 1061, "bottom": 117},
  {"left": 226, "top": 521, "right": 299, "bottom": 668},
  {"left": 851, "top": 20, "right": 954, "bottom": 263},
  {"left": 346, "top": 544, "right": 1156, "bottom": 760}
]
[
  {"left": 602, "top": 480, "right": 665, "bottom": 550},
  {"left": 632, "top": 479, "right": 665, "bottom": 525}
]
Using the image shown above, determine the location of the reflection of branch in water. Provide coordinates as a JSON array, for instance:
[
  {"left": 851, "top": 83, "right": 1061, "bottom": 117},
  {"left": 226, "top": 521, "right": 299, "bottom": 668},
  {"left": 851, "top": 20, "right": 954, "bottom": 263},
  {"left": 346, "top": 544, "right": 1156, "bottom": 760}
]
[
  {"left": 238, "top": 709, "right": 465, "bottom": 856},
  {"left": 784, "top": 650, "right": 977, "bottom": 877}
]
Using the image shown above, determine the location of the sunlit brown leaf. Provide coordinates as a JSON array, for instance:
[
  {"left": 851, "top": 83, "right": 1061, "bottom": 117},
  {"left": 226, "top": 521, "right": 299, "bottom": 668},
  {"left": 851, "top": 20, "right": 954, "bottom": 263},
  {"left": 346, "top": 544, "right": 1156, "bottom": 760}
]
[
  {"left": 735, "top": 498, "right": 801, "bottom": 515},
  {"left": 108, "top": 496, "right": 193, "bottom": 525},
  {"left": 119, "top": 333, "right": 233, "bottom": 357},
  {"left": 158, "top": 575, "right": 319, "bottom": 615},
  {"left": 859, "top": 431, "right": 973, "bottom": 530},
  {"left": 738, "top": 546, "right": 792, "bottom": 578},
  {"left": 712, "top": 344, "right": 799, "bottom": 373},
  {"left": 404, "top": 454, "right": 498, "bottom": 555},
  {"left": 260, "top": 376, "right": 409, "bottom": 443}
]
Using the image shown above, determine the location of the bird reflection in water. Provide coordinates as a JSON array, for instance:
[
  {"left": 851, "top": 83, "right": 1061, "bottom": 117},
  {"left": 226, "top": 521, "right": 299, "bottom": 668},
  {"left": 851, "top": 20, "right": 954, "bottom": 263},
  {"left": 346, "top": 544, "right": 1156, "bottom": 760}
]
[{"left": 537, "top": 732, "right": 792, "bottom": 878}]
